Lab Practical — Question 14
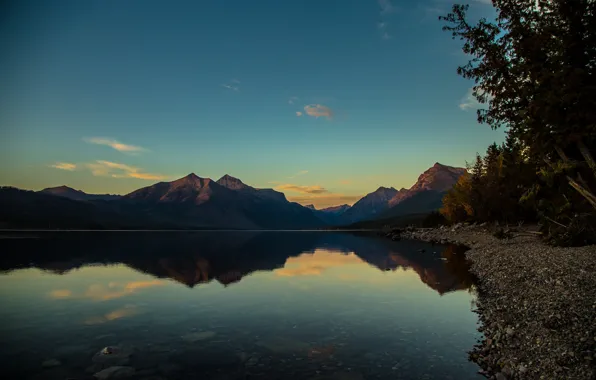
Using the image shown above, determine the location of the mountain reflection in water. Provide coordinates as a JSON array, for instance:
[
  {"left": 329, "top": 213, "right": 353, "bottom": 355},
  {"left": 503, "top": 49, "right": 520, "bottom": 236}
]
[
  {"left": 0, "top": 231, "right": 476, "bottom": 295},
  {"left": 0, "top": 231, "right": 480, "bottom": 380}
]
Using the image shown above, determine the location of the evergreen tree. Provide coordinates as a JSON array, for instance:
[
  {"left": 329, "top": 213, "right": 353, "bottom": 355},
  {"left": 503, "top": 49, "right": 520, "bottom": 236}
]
[{"left": 439, "top": 0, "right": 596, "bottom": 244}]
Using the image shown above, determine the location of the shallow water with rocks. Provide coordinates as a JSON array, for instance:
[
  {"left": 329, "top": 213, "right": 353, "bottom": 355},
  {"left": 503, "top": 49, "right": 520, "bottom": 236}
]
[
  {"left": 386, "top": 224, "right": 596, "bottom": 380},
  {"left": 0, "top": 231, "right": 482, "bottom": 380}
]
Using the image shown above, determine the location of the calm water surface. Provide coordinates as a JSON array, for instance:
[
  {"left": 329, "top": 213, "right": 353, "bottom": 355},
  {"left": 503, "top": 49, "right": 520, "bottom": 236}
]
[{"left": 0, "top": 231, "right": 481, "bottom": 380}]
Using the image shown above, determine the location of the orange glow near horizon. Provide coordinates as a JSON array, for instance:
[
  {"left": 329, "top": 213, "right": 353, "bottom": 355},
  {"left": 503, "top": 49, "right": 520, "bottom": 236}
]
[
  {"left": 274, "top": 249, "right": 366, "bottom": 277},
  {"left": 287, "top": 194, "right": 362, "bottom": 209}
]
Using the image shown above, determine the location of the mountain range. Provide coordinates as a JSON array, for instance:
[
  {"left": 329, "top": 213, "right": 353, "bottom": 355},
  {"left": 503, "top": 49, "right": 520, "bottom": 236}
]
[
  {"left": 340, "top": 163, "right": 466, "bottom": 223},
  {"left": 0, "top": 163, "right": 466, "bottom": 229}
]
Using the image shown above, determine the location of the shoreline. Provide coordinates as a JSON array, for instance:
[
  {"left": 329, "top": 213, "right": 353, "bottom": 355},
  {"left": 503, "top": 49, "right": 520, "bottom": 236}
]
[{"left": 383, "top": 224, "right": 596, "bottom": 380}]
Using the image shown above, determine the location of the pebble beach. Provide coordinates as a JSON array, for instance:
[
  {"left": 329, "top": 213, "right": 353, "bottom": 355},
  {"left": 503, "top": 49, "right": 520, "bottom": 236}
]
[{"left": 384, "top": 224, "right": 596, "bottom": 380}]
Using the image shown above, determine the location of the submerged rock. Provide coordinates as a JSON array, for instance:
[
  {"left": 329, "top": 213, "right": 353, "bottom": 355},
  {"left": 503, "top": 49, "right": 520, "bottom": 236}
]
[{"left": 92, "top": 345, "right": 134, "bottom": 367}]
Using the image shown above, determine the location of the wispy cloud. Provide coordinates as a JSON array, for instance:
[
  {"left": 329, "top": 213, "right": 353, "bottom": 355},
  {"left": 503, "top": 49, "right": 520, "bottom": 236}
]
[
  {"left": 289, "top": 96, "right": 299, "bottom": 105},
  {"left": 377, "top": 0, "right": 396, "bottom": 39},
  {"left": 115, "top": 172, "right": 166, "bottom": 180},
  {"left": 379, "top": 0, "right": 396, "bottom": 15},
  {"left": 339, "top": 179, "right": 352, "bottom": 185},
  {"left": 459, "top": 87, "right": 492, "bottom": 111},
  {"left": 50, "top": 162, "right": 77, "bottom": 171},
  {"left": 304, "top": 104, "right": 333, "bottom": 119},
  {"left": 86, "top": 160, "right": 167, "bottom": 181},
  {"left": 84, "top": 137, "right": 147, "bottom": 154},
  {"left": 87, "top": 160, "right": 135, "bottom": 176},
  {"left": 222, "top": 84, "right": 239, "bottom": 91},
  {"left": 222, "top": 79, "right": 240, "bottom": 92},
  {"left": 424, "top": 6, "right": 445, "bottom": 16},
  {"left": 459, "top": 90, "right": 477, "bottom": 110},
  {"left": 275, "top": 184, "right": 328, "bottom": 194},
  {"left": 296, "top": 111, "right": 303, "bottom": 117},
  {"left": 419, "top": 3, "right": 448, "bottom": 23},
  {"left": 288, "top": 170, "right": 308, "bottom": 179}
]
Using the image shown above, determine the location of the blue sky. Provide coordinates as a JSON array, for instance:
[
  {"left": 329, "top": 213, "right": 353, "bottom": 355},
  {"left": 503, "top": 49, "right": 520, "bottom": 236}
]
[{"left": 0, "top": 0, "right": 502, "bottom": 208}]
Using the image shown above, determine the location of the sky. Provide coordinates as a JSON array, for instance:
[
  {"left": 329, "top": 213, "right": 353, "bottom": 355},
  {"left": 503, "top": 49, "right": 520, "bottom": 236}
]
[{"left": 0, "top": 0, "right": 503, "bottom": 208}]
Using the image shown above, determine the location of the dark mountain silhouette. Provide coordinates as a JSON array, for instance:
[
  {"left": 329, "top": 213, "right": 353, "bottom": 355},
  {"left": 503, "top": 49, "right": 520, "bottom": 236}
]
[
  {"left": 121, "top": 176, "right": 258, "bottom": 229},
  {"left": 216, "top": 174, "right": 287, "bottom": 202},
  {"left": 377, "top": 190, "right": 447, "bottom": 220},
  {"left": 0, "top": 187, "right": 174, "bottom": 230},
  {"left": 40, "top": 186, "right": 121, "bottom": 201},
  {"left": 320, "top": 204, "right": 351, "bottom": 214},
  {"left": 387, "top": 163, "right": 466, "bottom": 208},
  {"left": 340, "top": 163, "right": 466, "bottom": 225},
  {"left": 368, "top": 163, "right": 466, "bottom": 223},
  {"left": 1, "top": 164, "right": 464, "bottom": 230},
  {"left": 341, "top": 187, "right": 400, "bottom": 223},
  {"left": 124, "top": 174, "right": 325, "bottom": 229},
  {"left": 308, "top": 204, "right": 352, "bottom": 226},
  {"left": 0, "top": 231, "right": 476, "bottom": 295},
  {"left": 0, "top": 173, "right": 325, "bottom": 230},
  {"left": 125, "top": 173, "right": 225, "bottom": 204}
]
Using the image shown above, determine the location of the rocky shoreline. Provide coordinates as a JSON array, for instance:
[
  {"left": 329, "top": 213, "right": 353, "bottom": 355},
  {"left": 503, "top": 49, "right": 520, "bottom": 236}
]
[{"left": 383, "top": 224, "right": 596, "bottom": 380}]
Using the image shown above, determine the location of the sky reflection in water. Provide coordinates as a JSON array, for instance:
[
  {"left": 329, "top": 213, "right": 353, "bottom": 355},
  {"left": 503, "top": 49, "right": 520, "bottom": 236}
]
[{"left": 0, "top": 231, "right": 481, "bottom": 380}]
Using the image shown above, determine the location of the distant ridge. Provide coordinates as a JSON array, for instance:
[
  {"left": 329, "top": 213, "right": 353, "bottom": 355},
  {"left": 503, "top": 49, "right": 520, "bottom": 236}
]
[
  {"left": 387, "top": 163, "right": 466, "bottom": 208},
  {"left": 307, "top": 203, "right": 351, "bottom": 225},
  {"left": 340, "top": 163, "right": 466, "bottom": 224},
  {"left": 320, "top": 204, "right": 351, "bottom": 214},
  {"left": 341, "top": 186, "right": 400, "bottom": 223},
  {"left": 40, "top": 186, "right": 121, "bottom": 201}
]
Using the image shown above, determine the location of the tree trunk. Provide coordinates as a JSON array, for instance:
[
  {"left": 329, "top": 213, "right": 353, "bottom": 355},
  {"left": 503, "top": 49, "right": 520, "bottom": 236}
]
[
  {"left": 546, "top": 150, "right": 596, "bottom": 211},
  {"left": 576, "top": 139, "right": 596, "bottom": 177}
]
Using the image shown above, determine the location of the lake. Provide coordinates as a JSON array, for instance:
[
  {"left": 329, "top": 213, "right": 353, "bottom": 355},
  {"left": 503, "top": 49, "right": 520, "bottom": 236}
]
[{"left": 0, "top": 231, "right": 481, "bottom": 380}]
